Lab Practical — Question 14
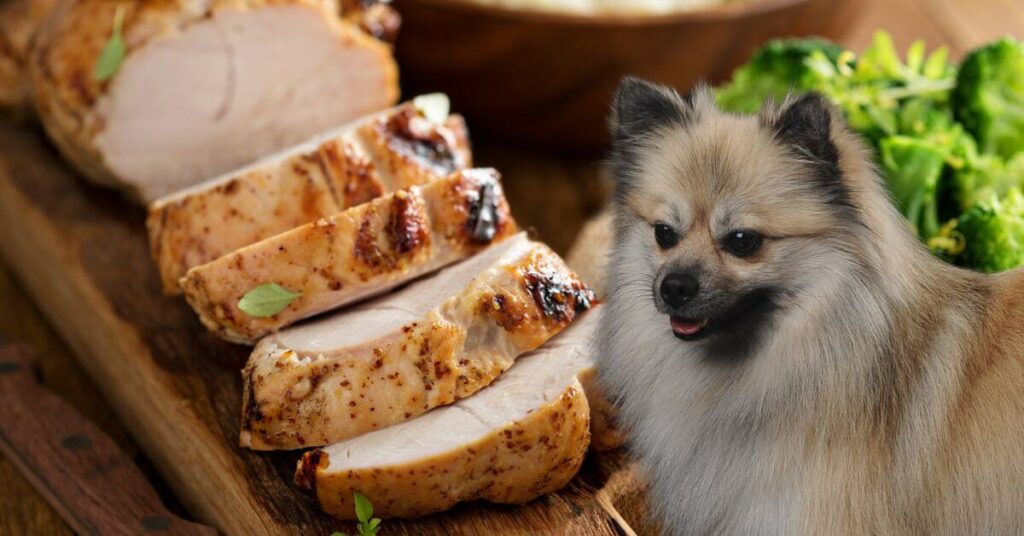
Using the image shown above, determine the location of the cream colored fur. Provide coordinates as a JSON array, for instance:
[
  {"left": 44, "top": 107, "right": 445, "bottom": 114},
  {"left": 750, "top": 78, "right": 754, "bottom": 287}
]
[{"left": 597, "top": 82, "right": 1024, "bottom": 535}]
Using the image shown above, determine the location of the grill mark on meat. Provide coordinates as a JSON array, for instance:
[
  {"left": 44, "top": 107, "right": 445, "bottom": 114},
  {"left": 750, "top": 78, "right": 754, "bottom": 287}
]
[
  {"left": 466, "top": 179, "right": 499, "bottom": 244},
  {"left": 342, "top": 149, "right": 382, "bottom": 207},
  {"left": 481, "top": 293, "right": 528, "bottom": 332},
  {"left": 353, "top": 190, "right": 428, "bottom": 274},
  {"left": 524, "top": 270, "right": 596, "bottom": 324},
  {"left": 384, "top": 107, "right": 457, "bottom": 175},
  {"left": 354, "top": 205, "right": 385, "bottom": 270},
  {"left": 294, "top": 448, "right": 328, "bottom": 495},
  {"left": 241, "top": 367, "right": 264, "bottom": 430},
  {"left": 389, "top": 190, "right": 427, "bottom": 255},
  {"left": 318, "top": 139, "right": 383, "bottom": 208}
]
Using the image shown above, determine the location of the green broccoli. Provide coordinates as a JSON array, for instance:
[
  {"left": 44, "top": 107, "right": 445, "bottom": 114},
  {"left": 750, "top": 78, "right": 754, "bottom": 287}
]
[
  {"left": 879, "top": 135, "right": 949, "bottom": 239},
  {"left": 951, "top": 152, "right": 1024, "bottom": 211},
  {"left": 953, "top": 38, "right": 1024, "bottom": 160},
  {"left": 716, "top": 38, "right": 845, "bottom": 114},
  {"left": 955, "top": 189, "right": 1024, "bottom": 272},
  {"left": 715, "top": 33, "right": 1024, "bottom": 273},
  {"left": 794, "top": 32, "right": 956, "bottom": 143}
]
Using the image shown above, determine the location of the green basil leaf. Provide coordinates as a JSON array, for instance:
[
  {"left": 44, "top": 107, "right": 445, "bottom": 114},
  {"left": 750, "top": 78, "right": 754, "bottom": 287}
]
[
  {"left": 353, "top": 491, "right": 373, "bottom": 524},
  {"left": 94, "top": 5, "right": 127, "bottom": 82},
  {"left": 413, "top": 93, "right": 449, "bottom": 124},
  {"left": 237, "top": 283, "right": 301, "bottom": 318}
]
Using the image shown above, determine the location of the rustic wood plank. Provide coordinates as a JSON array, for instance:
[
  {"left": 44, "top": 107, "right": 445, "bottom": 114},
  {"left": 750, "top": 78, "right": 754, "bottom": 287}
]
[
  {"left": 0, "top": 242, "right": 150, "bottom": 536},
  {"left": 0, "top": 344, "right": 216, "bottom": 535},
  {"left": 0, "top": 120, "right": 641, "bottom": 535}
]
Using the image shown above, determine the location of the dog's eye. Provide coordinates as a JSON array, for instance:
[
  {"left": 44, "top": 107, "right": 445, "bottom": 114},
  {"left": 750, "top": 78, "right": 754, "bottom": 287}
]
[
  {"left": 722, "top": 230, "right": 763, "bottom": 258},
  {"left": 653, "top": 223, "right": 679, "bottom": 249}
]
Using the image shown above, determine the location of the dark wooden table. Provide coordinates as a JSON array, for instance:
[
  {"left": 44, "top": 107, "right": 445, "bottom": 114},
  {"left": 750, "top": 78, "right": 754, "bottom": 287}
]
[{"left": 1, "top": 0, "right": 1019, "bottom": 532}]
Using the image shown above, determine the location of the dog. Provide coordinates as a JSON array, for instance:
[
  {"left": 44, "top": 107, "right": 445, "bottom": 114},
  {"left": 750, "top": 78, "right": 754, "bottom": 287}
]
[{"left": 596, "top": 77, "right": 1024, "bottom": 535}]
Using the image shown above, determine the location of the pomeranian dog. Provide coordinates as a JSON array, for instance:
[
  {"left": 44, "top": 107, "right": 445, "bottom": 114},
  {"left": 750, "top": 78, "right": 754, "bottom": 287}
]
[{"left": 597, "top": 77, "right": 1024, "bottom": 535}]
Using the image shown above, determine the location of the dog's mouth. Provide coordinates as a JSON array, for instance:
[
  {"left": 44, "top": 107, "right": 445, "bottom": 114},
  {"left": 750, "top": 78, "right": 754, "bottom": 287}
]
[
  {"left": 670, "top": 316, "right": 710, "bottom": 341},
  {"left": 664, "top": 287, "right": 783, "bottom": 359}
]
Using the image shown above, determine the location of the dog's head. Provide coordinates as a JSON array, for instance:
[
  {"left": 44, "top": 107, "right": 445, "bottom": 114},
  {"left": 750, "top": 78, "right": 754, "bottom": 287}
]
[{"left": 608, "top": 78, "right": 872, "bottom": 360}]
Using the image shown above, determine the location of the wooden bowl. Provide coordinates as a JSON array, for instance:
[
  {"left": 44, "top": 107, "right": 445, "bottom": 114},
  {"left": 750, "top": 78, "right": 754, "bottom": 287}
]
[{"left": 393, "top": 0, "right": 860, "bottom": 153}]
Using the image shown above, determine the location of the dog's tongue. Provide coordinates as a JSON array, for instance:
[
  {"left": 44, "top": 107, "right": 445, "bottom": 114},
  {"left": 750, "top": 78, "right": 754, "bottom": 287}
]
[{"left": 671, "top": 316, "right": 707, "bottom": 336}]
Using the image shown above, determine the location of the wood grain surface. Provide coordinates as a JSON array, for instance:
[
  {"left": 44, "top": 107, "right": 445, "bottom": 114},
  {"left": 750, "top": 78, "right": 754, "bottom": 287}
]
[
  {"left": 0, "top": 344, "right": 216, "bottom": 535},
  {"left": 1, "top": 0, "right": 1020, "bottom": 533}
]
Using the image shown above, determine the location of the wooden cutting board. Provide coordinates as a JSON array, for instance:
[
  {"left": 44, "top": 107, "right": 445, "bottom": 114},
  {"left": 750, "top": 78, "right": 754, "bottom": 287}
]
[{"left": 0, "top": 119, "right": 652, "bottom": 535}]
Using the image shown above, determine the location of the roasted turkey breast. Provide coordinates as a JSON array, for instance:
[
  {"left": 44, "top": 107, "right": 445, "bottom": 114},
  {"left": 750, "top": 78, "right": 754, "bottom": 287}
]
[
  {"left": 181, "top": 168, "right": 513, "bottom": 344},
  {"left": 147, "top": 102, "right": 471, "bottom": 294},
  {"left": 294, "top": 310, "right": 607, "bottom": 519},
  {"left": 30, "top": 0, "right": 398, "bottom": 202},
  {"left": 240, "top": 233, "right": 596, "bottom": 450}
]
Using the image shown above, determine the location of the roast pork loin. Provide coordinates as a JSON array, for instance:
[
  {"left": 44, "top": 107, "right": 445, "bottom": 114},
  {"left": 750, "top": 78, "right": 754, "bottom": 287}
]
[
  {"left": 240, "top": 233, "right": 596, "bottom": 450},
  {"left": 148, "top": 102, "right": 471, "bottom": 294},
  {"left": 294, "top": 310, "right": 607, "bottom": 519},
  {"left": 182, "top": 168, "right": 514, "bottom": 344},
  {"left": 29, "top": 0, "right": 398, "bottom": 203}
]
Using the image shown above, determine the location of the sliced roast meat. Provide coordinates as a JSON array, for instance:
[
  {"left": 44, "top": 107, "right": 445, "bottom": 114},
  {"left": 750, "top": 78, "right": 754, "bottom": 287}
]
[
  {"left": 358, "top": 100, "right": 472, "bottom": 188},
  {"left": 29, "top": 0, "right": 399, "bottom": 203},
  {"left": 240, "top": 233, "right": 595, "bottom": 450},
  {"left": 182, "top": 168, "right": 514, "bottom": 344},
  {"left": 294, "top": 310, "right": 607, "bottom": 519},
  {"left": 147, "top": 101, "right": 472, "bottom": 294}
]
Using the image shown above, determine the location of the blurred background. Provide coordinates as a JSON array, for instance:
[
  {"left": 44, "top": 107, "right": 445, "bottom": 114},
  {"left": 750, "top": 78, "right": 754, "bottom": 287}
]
[{"left": 1, "top": 0, "right": 1019, "bottom": 532}]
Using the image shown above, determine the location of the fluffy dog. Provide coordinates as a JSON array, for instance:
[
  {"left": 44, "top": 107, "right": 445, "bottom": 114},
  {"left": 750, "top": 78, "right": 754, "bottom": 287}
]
[{"left": 596, "top": 77, "right": 1024, "bottom": 534}]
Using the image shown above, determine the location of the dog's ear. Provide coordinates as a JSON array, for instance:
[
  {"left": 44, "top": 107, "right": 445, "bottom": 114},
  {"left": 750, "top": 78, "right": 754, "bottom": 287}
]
[
  {"left": 771, "top": 93, "right": 840, "bottom": 172},
  {"left": 610, "top": 77, "right": 690, "bottom": 145},
  {"left": 609, "top": 78, "right": 695, "bottom": 191},
  {"left": 771, "top": 92, "right": 847, "bottom": 206}
]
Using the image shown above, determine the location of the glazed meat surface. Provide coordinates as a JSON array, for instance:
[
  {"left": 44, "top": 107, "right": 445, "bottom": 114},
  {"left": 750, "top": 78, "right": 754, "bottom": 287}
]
[
  {"left": 240, "top": 234, "right": 595, "bottom": 449},
  {"left": 181, "top": 168, "right": 514, "bottom": 344},
  {"left": 294, "top": 311, "right": 607, "bottom": 519},
  {"left": 148, "top": 103, "right": 471, "bottom": 293}
]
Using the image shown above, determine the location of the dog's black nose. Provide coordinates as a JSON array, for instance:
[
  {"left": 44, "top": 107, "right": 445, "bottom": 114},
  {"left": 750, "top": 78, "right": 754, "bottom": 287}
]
[{"left": 660, "top": 273, "right": 699, "bottom": 307}]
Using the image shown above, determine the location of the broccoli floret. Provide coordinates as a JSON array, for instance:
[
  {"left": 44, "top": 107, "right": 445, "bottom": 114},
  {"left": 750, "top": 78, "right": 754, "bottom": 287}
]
[
  {"left": 879, "top": 135, "right": 949, "bottom": 239},
  {"left": 716, "top": 38, "right": 845, "bottom": 114},
  {"left": 950, "top": 152, "right": 1024, "bottom": 211},
  {"left": 800, "top": 32, "right": 956, "bottom": 143},
  {"left": 955, "top": 189, "right": 1024, "bottom": 272},
  {"left": 953, "top": 38, "right": 1024, "bottom": 160}
]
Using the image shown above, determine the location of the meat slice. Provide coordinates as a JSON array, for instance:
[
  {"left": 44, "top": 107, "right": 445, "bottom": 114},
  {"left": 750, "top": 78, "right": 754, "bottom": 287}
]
[
  {"left": 147, "top": 101, "right": 472, "bottom": 294},
  {"left": 182, "top": 168, "right": 514, "bottom": 344},
  {"left": 293, "top": 310, "right": 605, "bottom": 519},
  {"left": 29, "top": 0, "right": 398, "bottom": 203},
  {"left": 240, "top": 233, "right": 596, "bottom": 450}
]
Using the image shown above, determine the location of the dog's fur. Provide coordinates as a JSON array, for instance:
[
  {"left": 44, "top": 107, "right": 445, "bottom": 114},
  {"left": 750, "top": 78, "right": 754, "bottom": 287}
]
[{"left": 597, "top": 78, "right": 1024, "bottom": 535}]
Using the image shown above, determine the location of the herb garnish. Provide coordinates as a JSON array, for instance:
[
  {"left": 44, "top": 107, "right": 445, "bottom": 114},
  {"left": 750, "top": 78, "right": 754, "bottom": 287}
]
[
  {"left": 93, "top": 5, "right": 127, "bottom": 82},
  {"left": 331, "top": 491, "right": 383, "bottom": 536},
  {"left": 237, "top": 283, "right": 301, "bottom": 318}
]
